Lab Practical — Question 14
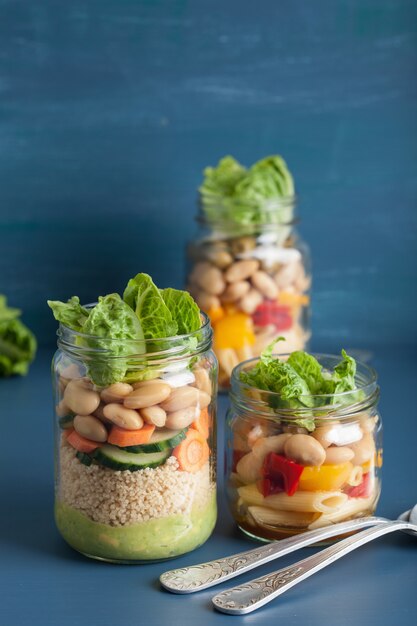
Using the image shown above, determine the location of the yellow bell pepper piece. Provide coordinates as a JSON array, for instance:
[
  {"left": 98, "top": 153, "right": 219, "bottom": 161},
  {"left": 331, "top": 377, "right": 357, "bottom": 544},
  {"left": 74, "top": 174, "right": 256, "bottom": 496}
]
[
  {"left": 207, "top": 305, "right": 225, "bottom": 326},
  {"left": 299, "top": 462, "right": 353, "bottom": 492},
  {"left": 278, "top": 291, "right": 310, "bottom": 307},
  {"left": 214, "top": 312, "right": 255, "bottom": 350}
]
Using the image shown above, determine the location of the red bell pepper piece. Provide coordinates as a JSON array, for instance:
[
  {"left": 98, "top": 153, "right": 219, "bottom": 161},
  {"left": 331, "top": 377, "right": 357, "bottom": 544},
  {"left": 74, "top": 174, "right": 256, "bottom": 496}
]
[
  {"left": 258, "top": 452, "right": 304, "bottom": 497},
  {"left": 252, "top": 302, "right": 293, "bottom": 331},
  {"left": 345, "top": 472, "right": 372, "bottom": 498}
]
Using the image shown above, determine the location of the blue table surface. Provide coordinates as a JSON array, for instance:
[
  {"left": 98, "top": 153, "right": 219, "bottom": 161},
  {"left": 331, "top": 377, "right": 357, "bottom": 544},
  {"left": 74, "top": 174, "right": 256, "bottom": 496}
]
[{"left": 1, "top": 346, "right": 416, "bottom": 626}]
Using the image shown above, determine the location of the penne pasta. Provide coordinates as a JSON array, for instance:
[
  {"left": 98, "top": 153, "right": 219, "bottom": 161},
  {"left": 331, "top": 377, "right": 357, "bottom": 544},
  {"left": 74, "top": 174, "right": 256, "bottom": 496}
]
[
  {"left": 216, "top": 348, "right": 240, "bottom": 377},
  {"left": 236, "top": 344, "right": 254, "bottom": 362},
  {"left": 237, "top": 484, "right": 348, "bottom": 514},
  {"left": 307, "top": 493, "right": 377, "bottom": 529},
  {"left": 248, "top": 506, "right": 318, "bottom": 528},
  {"left": 347, "top": 465, "right": 363, "bottom": 487}
]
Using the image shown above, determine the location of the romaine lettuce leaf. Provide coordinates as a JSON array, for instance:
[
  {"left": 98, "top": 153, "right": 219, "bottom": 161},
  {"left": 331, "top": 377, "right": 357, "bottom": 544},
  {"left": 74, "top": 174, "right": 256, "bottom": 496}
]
[
  {"left": 160, "top": 288, "right": 201, "bottom": 335},
  {"left": 199, "top": 154, "right": 295, "bottom": 226},
  {"left": 47, "top": 296, "right": 89, "bottom": 332},
  {"left": 287, "top": 351, "right": 324, "bottom": 394},
  {"left": 199, "top": 155, "right": 246, "bottom": 199},
  {"left": 123, "top": 273, "right": 177, "bottom": 340},
  {"left": 240, "top": 343, "right": 361, "bottom": 431},
  {"left": 83, "top": 293, "right": 145, "bottom": 386},
  {"left": 0, "top": 296, "right": 37, "bottom": 376}
]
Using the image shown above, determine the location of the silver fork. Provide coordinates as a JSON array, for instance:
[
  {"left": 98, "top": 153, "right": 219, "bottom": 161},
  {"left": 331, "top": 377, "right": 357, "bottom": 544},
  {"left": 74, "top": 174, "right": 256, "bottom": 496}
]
[
  {"left": 212, "top": 506, "right": 417, "bottom": 614},
  {"left": 160, "top": 515, "right": 387, "bottom": 593}
]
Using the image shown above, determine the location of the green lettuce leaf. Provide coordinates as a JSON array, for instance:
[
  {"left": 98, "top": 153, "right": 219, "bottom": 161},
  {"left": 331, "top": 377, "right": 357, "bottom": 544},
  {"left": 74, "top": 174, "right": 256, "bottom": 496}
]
[
  {"left": 123, "top": 273, "right": 177, "bottom": 340},
  {"left": 320, "top": 349, "right": 363, "bottom": 406},
  {"left": 239, "top": 343, "right": 361, "bottom": 431},
  {"left": 199, "top": 155, "right": 246, "bottom": 199},
  {"left": 199, "top": 154, "right": 295, "bottom": 226},
  {"left": 287, "top": 351, "right": 324, "bottom": 394},
  {"left": 0, "top": 301, "right": 37, "bottom": 377},
  {"left": 0, "top": 295, "right": 21, "bottom": 323},
  {"left": 47, "top": 296, "right": 89, "bottom": 332},
  {"left": 83, "top": 293, "right": 145, "bottom": 386},
  {"left": 160, "top": 288, "right": 201, "bottom": 335}
]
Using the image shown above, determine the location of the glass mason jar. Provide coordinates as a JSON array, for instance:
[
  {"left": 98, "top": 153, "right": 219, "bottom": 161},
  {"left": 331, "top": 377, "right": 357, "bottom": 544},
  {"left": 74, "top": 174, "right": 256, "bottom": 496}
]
[
  {"left": 225, "top": 355, "right": 382, "bottom": 541},
  {"left": 186, "top": 197, "right": 311, "bottom": 389},
  {"left": 52, "top": 312, "right": 217, "bottom": 563}
]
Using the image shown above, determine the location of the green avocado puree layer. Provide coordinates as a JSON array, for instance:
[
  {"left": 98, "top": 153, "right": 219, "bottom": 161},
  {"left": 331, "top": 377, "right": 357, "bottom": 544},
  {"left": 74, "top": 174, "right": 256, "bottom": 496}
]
[{"left": 55, "top": 494, "right": 217, "bottom": 562}]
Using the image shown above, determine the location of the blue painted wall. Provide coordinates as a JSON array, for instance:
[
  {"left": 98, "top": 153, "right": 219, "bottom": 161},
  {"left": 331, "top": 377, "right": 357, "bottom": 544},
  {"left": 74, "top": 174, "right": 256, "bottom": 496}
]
[{"left": 1, "top": 0, "right": 416, "bottom": 348}]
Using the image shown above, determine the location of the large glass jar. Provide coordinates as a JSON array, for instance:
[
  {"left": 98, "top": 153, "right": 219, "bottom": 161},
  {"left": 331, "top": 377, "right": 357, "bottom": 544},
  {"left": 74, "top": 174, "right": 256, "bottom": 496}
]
[
  {"left": 186, "top": 198, "right": 311, "bottom": 389},
  {"left": 225, "top": 355, "right": 382, "bottom": 541},
  {"left": 52, "top": 312, "right": 217, "bottom": 563}
]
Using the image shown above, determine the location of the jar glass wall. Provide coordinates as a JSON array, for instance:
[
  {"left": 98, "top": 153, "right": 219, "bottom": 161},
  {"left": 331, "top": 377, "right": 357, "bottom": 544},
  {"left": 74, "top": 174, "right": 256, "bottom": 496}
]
[
  {"left": 225, "top": 355, "right": 382, "bottom": 541},
  {"left": 186, "top": 197, "right": 311, "bottom": 389},
  {"left": 52, "top": 312, "right": 217, "bottom": 562}
]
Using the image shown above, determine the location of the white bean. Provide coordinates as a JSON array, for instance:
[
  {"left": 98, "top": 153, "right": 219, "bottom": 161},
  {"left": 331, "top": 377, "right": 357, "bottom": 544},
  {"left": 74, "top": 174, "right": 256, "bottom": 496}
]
[
  {"left": 160, "top": 385, "right": 200, "bottom": 412},
  {"left": 191, "top": 262, "right": 225, "bottom": 295},
  {"left": 225, "top": 260, "right": 259, "bottom": 283},
  {"left": 102, "top": 403, "right": 143, "bottom": 430},
  {"left": 64, "top": 380, "right": 100, "bottom": 416},
  {"left": 165, "top": 406, "right": 198, "bottom": 430},
  {"left": 73, "top": 415, "right": 108, "bottom": 443},
  {"left": 100, "top": 382, "right": 133, "bottom": 404},
  {"left": 193, "top": 368, "right": 212, "bottom": 395},
  {"left": 197, "top": 390, "right": 211, "bottom": 409},
  {"left": 221, "top": 281, "right": 250, "bottom": 302},
  {"left": 140, "top": 405, "right": 167, "bottom": 427},
  {"left": 284, "top": 434, "right": 326, "bottom": 466},
  {"left": 324, "top": 446, "right": 355, "bottom": 465},
  {"left": 124, "top": 382, "right": 171, "bottom": 409},
  {"left": 239, "top": 288, "right": 263, "bottom": 314},
  {"left": 251, "top": 270, "right": 279, "bottom": 299}
]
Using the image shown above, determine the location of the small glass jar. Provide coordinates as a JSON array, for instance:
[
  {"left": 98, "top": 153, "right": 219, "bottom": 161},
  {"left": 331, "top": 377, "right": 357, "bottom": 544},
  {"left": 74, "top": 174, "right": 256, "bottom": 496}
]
[
  {"left": 52, "top": 311, "right": 217, "bottom": 563},
  {"left": 186, "top": 197, "right": 311, "bottom": 389},
  {"left": 225, "top": 355, "right": 382, "bottom": 541}
]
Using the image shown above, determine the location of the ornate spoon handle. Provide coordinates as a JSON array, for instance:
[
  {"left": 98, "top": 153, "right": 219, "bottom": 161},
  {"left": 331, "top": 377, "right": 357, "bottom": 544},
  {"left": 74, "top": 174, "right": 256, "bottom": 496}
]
[
  {"left": 160, "top": 516, "right": 387, "bottom": 593},
  {"left": 212, "top": 520, "right": 412, "bottom": 614}
]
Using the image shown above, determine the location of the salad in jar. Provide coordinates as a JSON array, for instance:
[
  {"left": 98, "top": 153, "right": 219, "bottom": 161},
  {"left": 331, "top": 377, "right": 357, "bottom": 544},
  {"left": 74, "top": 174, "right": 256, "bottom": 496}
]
[
  {"left": 226, "top": 340, "right": 382, "bottom": 541},
  {"left": 49, "top": 274, "right": 217, "bottom": 562},
  {"left": 186, "top": 155, "right": 311, "bottom": 389}
]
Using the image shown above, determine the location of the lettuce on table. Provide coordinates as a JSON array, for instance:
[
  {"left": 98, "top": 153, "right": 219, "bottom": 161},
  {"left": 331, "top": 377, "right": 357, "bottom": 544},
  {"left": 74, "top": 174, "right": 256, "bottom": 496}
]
[{"left": 0, "top": 295, "right": 37, "bottom": 377}]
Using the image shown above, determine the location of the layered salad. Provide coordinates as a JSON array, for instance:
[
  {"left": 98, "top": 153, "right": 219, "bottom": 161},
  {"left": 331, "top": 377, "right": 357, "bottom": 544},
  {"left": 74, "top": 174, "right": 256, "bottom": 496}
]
[
  {"left": 227, "top": 341, "right": 382, "bottom": 540},
  {"left": 187, "top": 155, "right": 310, "bottom": 388},
  {"left": 49, "top": 273, "right": 217, "bottom": 562}
]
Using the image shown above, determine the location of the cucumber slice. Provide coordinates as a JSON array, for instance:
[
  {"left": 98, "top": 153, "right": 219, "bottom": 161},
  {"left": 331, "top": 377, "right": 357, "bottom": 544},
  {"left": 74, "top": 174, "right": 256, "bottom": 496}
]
[
  {"left": 94, "top": 445, "right": 170, "bottom": 471},
  {"left": 121, "top": 428, "right": 187, "bottom": 453},
  {"left": 76, "top": 451, "right": 93, "bottom": 467},
  {"left": 59, "top": 414, "right": 74, "bottom": 429}
]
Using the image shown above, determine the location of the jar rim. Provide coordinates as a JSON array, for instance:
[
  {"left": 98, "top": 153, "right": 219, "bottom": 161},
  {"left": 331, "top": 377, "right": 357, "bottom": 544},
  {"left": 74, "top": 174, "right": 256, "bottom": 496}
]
[
  {"left": 57, "top": 305, "right": 212, "bottom": 359},
  {"left": 197, "top": 193, "right": 298, "bottom": 230},
  {"left": 230, "top": 352, "right": 379, "bottom": 419}
]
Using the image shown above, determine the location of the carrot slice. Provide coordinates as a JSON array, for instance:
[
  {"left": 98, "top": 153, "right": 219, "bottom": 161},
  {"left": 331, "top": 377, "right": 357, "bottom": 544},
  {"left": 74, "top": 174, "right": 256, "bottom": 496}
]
[
  {"left": 66, "top": 429, "right": 101, "bottom": 454},
  {"left": 173, "top": 428, "right": 210, "bottom": 473},
  {"left": 192, "top": 407, "right": 210, "bottom": 439},
  {"left": 107, "top": 424, "right": 155, "bottom": 447}
]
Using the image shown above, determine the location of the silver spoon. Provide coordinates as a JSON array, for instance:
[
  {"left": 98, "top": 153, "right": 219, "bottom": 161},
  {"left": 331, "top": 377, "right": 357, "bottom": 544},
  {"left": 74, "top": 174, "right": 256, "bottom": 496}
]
[
  {"left": 212, "top": 506, "right": 417, "bottom": 615},
  {"left": 160, "top": 514, "right": 388, "bottom": 593}
]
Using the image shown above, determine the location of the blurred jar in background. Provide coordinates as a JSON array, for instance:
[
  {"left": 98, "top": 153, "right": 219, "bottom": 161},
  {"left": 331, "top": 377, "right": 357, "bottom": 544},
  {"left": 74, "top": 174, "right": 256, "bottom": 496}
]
[{"left": 186, "top": 155, "right": 311, "bottom": 389}]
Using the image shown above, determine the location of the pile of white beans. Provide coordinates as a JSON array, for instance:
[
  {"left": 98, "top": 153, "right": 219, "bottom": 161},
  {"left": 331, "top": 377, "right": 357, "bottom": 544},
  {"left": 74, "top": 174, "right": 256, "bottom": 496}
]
[
  {"left": 187, "top": 235, "right": 309, "bottom": 315},
  {"left": 56, "top": 367, "right": 212, "bottom": 445},
  {"left": 187, "top": 235, "right": 311, "bottom": 387}
]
